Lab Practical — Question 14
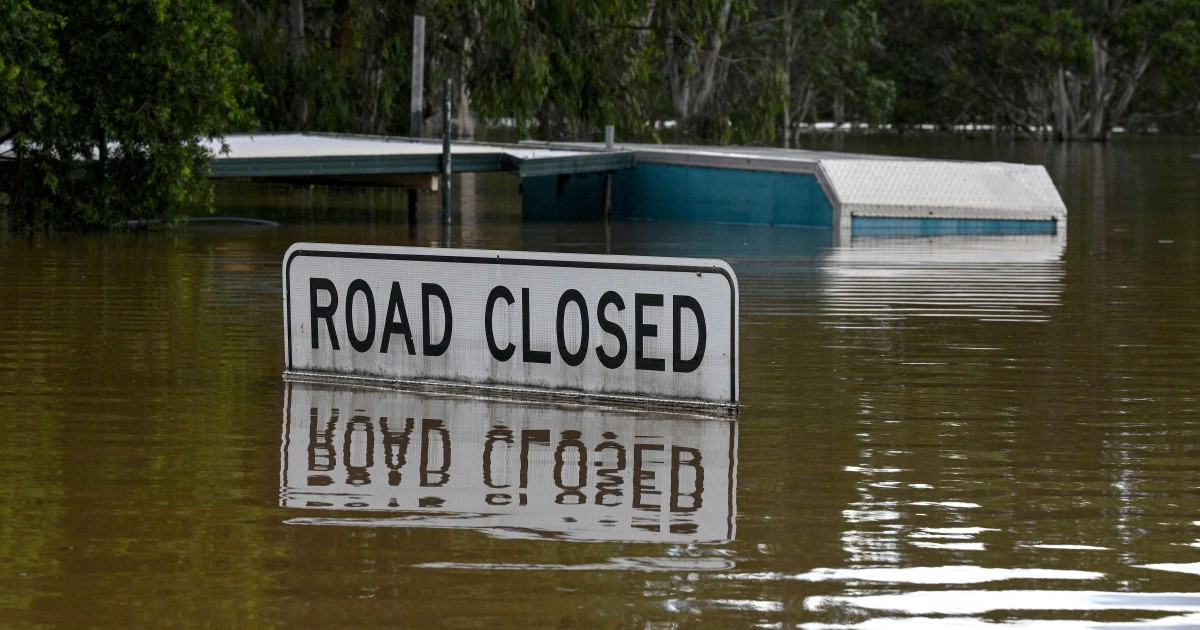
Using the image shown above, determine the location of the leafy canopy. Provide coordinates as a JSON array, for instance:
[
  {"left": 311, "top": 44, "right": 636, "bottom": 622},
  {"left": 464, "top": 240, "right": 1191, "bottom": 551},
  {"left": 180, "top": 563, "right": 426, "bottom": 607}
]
[{"left": 0, "top": 0, "right": 255, "bottom": 231}]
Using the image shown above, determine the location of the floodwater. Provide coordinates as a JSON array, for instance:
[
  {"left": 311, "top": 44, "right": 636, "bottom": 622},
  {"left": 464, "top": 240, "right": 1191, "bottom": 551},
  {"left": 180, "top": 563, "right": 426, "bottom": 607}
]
[{"left": 3, "top": 137, "right": 1200, "bottom": 628}]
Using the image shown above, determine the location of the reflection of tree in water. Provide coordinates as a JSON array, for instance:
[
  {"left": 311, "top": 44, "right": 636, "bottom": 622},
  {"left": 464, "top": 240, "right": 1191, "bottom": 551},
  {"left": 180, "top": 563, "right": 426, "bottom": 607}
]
[{"left": 0, "top": 234, "right": 288, "bottom": 622}]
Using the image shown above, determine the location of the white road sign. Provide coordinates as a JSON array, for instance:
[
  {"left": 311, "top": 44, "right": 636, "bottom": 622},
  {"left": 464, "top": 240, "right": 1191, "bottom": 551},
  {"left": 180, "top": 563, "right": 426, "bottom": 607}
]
[{"left": 283, "top": 243, "right": 739, "bottom": 408}]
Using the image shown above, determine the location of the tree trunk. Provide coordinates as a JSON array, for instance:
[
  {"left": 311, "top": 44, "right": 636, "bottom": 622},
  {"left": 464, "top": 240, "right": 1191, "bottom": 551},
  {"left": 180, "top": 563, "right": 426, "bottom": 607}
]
[
  {"left": 781, "top": 0, "right": 794, "bottom": 148},
  {"left": 330, "top": 0, "right": 351, "bottom": 57},
  {"left": 286, "top": 0, "right": 308, "bottom": 127},
  {"left": 1052, "top": 67, "right": 1074, "bottom": 141},
  {"left": 694, "top": 0, "right": 734, "bottom": 112},
  {"left": 666, "top": 0, "right": 733, "bottom": 122},
  {"left": 456, "top": 77, "right": 476, "bottom": 139},
  {"left": 665, "top": 31, "right": 689, "bottom": 117},
  {"left": 96, "top": 131, "right": 109, "bottom": 224},
  {"left": 1109, "top": 45, "right": 1152, "bottom": 139}
]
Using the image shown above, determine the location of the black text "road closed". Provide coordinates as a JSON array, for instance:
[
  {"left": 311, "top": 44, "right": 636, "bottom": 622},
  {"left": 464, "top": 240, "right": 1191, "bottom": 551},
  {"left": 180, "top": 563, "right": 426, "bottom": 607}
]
[
  {"left": 307, "top": 279, "right": 706, "bottom": 373},
  {"left": 309, "top": 278, "right": 453, "bottom": 357},
  {"left": 484, "top": 286, "right": 705, "bottom": 373}
]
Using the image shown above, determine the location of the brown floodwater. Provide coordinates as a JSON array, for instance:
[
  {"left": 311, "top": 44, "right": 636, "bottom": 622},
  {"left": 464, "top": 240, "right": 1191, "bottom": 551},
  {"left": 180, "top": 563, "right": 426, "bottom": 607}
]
[{"left": 3, "top": 137, "right": 1200, "bottom": 628}]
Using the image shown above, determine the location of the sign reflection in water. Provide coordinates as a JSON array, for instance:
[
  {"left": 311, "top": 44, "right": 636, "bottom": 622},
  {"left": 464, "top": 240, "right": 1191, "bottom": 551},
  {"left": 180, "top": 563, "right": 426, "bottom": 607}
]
[{"left": 280, "top": 382, "right": 737, "bottom": 543}]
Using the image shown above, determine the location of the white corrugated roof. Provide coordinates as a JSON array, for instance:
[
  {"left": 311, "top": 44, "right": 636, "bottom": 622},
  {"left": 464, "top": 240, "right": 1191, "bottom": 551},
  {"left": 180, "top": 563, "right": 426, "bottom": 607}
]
[{"left": 819, "top": 159, "right": 1066, "bottom": 221}]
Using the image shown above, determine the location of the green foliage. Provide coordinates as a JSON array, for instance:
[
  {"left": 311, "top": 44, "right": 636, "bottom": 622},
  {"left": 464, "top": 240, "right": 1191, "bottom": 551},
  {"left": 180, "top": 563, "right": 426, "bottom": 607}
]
[
  {"left": 231, "top": 0, "right": 418, "bottom": 133},
  {"left": 457, "top": 1, "right": 661, "bottom": 139},
  {"left": 879, "top": 0, "right": 1200, "bottom": 138},
  {"left": 456, "top": 0, "right": 767, "bottom": 141},
  {"left": 1, "top": 0, "right": 254, "bottom": 231},
  {"left": 1123, "top": 1, "right": 1200, "bottom": 131},
  {"left": 0, "top": 1, "right": 66, "bottom": 144},
  {"left": 774, "top": 0, "right": 894, "bottom": 134},
  {"left": 132, "top": 0, "right": 1200, "bottom": 149}
]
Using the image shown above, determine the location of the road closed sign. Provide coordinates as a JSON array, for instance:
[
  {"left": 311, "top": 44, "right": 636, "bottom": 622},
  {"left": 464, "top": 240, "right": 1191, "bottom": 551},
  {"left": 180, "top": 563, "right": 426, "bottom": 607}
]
[{"left": 283, "top": 243, "right": 738, "bottom": 409}]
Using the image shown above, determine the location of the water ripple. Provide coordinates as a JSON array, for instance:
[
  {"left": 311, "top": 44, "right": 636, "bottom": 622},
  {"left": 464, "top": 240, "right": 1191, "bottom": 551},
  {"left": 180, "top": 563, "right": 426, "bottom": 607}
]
[
  {"left": 413, "top": 556, "right": 735, "bottom": 572},
  {"left": 716, "top": 566, "right": 1102, "bottom": 585},
  {"left": 805, "top": 590, "right": 1200, "bottom": 616},
  {"left": 817, "top": 236, "right": 1066, "bottom": 321},
  {"left": 800, "top": 612, "right": 1200, "bottom": 629}
]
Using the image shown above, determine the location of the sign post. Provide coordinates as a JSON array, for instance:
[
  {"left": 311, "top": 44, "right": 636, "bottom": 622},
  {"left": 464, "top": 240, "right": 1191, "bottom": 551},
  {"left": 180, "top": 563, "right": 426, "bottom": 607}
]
[{"left": 283, "top": 244, "right": 739, "bottom": 412}]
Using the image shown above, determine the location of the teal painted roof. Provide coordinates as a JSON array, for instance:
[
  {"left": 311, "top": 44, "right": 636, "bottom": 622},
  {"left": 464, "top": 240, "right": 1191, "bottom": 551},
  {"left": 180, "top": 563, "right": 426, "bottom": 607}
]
[{"left": 206, "top": 133, "right": 634, "bottom": 179}]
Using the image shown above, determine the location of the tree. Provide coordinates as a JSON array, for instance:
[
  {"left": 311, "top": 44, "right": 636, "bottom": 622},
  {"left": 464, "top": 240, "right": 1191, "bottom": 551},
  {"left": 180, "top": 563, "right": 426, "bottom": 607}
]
[
  {"left": 652, "top": 0, "right": 781, "bottom": 143},
  {"left": 881, "top": 0, "right": 1200, "bottom": 140},
  {"left": 1113, "top": 0, "right": 1200, "bottom": 133},
  {"left": 231, "top": 0, "right": 421, "bottom": 134},
  {"left": 236, "top": 0, "right": 1200, "bottom": 145},
  {"left": 1, "top": 0, "right": 254, "bottom": 231},
  {"left": 0, "top": 1, "right": 63, "bottom": 148},
  {"left": 451, "top": 0, "right": 664, "bottom": 140},
  {"left": 647, "top": 0, "right": 893, "bottom": 145},
  {"left": 770, "top": 0, "right": 893, "bottom": 144},
  {"left": 655, "top": 0, "right": 742, "bottom": 124}
]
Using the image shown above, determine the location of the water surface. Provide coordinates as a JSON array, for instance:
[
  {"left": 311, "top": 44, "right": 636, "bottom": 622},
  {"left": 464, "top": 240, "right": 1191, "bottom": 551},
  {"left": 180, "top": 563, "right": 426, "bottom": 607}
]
[{"left": 2, "top": 138, "right": 1200, "bottom": 627}]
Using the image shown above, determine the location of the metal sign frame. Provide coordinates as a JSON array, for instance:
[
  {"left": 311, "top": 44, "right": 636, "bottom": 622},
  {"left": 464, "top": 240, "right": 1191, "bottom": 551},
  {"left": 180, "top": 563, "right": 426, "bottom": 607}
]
[{"left": 283, "top": 244, "right": 739, "bottom": 412}]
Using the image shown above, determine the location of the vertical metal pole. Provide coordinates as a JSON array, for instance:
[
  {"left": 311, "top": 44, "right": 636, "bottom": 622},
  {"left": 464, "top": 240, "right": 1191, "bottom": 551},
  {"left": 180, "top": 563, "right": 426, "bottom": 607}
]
[
  {"left": 603, "top": 124, "right": 614, "bottom": 222},
  {"left": 604, "top": 215, "right": 612, "bottom": 255},
  {"left": 408, "top": 15, "right": 425, "bottom": 224},
  {"left": 406, "top": 184, "right": 420, "bottom": 224},
  {"left": 442, "top": 78, "right": 452, "bottom": 225},
  {"left": 604, "top": 172, "right": 613, "bottom": 223},
  {"left": 410, "top": 16, "right": 425, "bottom": 138}
]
